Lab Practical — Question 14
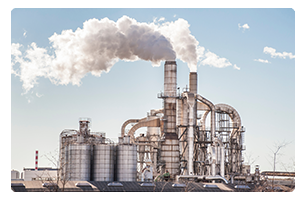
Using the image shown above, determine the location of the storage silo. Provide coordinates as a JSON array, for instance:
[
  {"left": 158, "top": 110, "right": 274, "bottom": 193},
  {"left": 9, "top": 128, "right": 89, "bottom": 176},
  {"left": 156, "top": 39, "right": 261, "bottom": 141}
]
[
  {"left": 68, "top": 144, "right": 91, "bottom": 181},
  {"left": 11, "top": 170, "right": 20, "bottom": 180},
  {"left": 116, "top": 137, "right": 137, "bottom": 181},
  {"left": 92, "top": 144, "right": 115, "bottom": 181}
]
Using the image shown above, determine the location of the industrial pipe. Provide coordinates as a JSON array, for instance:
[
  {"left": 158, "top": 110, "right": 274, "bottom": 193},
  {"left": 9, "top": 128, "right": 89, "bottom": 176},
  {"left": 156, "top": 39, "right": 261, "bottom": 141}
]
[
  {"left": 205, "top": 175, "right": 229, "bottom": 184},
  {"left": 182, "top": 92, "right": 196, "bottom": 175},
  {"left": 126, "top": 117, "right": 161, "bottom": 141},
  {"left": 196, "top": 94, "right": 215, "bottom": 137},
  {"left": 121, "top": 117, "right": 147, "bottom": 137}
]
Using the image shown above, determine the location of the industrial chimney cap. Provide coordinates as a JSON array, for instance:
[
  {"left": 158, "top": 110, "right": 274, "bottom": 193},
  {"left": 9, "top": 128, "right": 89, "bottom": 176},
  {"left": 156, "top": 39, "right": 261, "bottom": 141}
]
[{"left": 165, "top": 61, "right": 176, "bottom": 65}]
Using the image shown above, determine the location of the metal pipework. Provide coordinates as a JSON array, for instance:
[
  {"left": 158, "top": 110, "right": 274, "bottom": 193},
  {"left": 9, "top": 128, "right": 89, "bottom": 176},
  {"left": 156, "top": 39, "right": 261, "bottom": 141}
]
[
  {"left": 121, "top": 118, "right": 146, "bottom": 137},
  {"left": 205, "top": 175, "right": 229, "bottom": 184},
  {"left": 184, "top": 92, "right": 196, "bottom": 175},
  {"left": 196, "top": 94, "right": 215, "bottom": 137},
  {"left": 127, "top": 117, "right": 160, "bottom": 142},
  {"left": 79, "top": 118, "right": 91, "bottom": 136}
]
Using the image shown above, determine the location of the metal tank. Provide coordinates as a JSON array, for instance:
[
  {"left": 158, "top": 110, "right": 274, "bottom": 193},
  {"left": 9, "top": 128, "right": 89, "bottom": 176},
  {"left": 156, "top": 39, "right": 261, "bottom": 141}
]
[
  {"left": 11, "top": 170, "right": 20, "bottom": 179},
  {"left": 92, "top": 144, "right": 114, "bottom": 181},
  {"left": 116, "top": 137, "right": 137, "bottom": 181},
  {"left": 68, "top": 144, "right": 91, "bottom": 181}
]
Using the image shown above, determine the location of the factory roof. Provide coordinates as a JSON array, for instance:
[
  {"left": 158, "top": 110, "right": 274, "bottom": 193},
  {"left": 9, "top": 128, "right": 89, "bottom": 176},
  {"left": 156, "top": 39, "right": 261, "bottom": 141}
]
[
  {"left": 23, "top": 167, "right": 58, "bottom": 171},
  {"left": 11, "top": 180, "right": 235, "bottom": 192}
]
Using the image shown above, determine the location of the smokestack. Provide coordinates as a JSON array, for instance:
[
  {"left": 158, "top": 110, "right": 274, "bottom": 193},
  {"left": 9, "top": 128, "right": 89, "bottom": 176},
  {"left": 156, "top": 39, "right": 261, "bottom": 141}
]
[
  {"left": 189, "top": 72, "right": 197, "bottom": 95},
  {"left": 163, "top": 61, "right": 177, "bottom": 135},
  {"left": 164, "top": 61, "right": 177, "bottom": 97},
  {"left": 160, "top": 61, "right": 180, "bottom": 176},
  {"left": 35, "top": 150, "right": 38, "bottom": 171}
]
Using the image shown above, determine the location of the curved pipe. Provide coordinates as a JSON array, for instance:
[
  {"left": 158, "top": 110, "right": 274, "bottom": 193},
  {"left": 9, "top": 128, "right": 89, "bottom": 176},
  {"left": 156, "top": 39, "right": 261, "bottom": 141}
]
[
  {"left": 200, "top": 103, "right": 242, "bottom": 136},
  {"left": 127, "top": 117, "right": 161, "bottom": 142},
  {"left": 200, "top": 103, "right": 243, "bottom": 174},
  {"left": 205, "top": 175, "right": 229, "bottom": 184},
  {"left": 150, "top": 108, "right": 164, "bottom": 116},
  {"left": 200, "top": 110, "right": 210, "bottom": 130},
  {"left": 121, "top": 117, "right": 147, "bottom": 137},
  {"left": 196, "top": 94, "right": 215, "bottom": 137},
  {"left": 215, "top": 103, "right": 241, "bottom": 128}
]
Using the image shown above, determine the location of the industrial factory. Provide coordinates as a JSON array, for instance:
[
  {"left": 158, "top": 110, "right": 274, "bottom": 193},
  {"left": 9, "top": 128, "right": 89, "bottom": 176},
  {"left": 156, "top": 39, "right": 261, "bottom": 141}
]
[{"left": 11, "top": 61, "right": 295, "bottom": 192}]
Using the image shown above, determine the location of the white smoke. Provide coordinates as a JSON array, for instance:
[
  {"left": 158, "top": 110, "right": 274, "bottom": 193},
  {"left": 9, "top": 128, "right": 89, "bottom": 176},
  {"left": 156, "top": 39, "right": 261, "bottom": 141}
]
[
  {"left": 158, "top": 18, "right": 205, "bottom": 72},
  {"left": 11, "top": 15, "right": 205, "bottom": 93}
]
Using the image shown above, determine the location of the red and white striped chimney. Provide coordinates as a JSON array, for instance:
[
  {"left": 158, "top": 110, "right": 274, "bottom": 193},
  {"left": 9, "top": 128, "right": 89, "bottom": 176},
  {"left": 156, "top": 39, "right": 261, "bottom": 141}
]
[{"left": 35, "top": 150, "right": 38, "bottom": 171}]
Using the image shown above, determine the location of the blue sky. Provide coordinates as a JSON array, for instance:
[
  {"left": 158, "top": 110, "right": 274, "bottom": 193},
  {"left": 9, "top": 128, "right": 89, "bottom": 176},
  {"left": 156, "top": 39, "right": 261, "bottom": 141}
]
[{"left": 10, "top": 8, "right": 297, "bottom": 174}]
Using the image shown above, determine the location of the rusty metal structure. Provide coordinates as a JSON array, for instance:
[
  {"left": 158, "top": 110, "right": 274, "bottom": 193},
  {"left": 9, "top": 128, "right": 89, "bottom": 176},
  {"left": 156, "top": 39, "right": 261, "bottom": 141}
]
[{"left": 121, "top": 60, "right": 246, "bottom": 182}]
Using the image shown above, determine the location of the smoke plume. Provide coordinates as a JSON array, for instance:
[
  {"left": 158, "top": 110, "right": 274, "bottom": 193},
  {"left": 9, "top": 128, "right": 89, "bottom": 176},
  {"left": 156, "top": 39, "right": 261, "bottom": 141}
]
[{"left": 11, "top": 15, "right": 205, "bottom": 93}]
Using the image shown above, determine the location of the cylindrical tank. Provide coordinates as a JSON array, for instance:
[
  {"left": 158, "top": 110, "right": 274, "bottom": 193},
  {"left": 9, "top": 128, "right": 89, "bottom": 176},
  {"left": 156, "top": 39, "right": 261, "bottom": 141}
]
[
  {"left": 11, "top": 170, "right": 20, "bottom": 179},
  {"left": 116, "top": 144, "right": 137, "bottom": 181},
  {"left": 92, "top": 144, "right": 114, "bottom": 181},
  {"left": 68, "top": 144, "right": 91, "bottom": 181}
]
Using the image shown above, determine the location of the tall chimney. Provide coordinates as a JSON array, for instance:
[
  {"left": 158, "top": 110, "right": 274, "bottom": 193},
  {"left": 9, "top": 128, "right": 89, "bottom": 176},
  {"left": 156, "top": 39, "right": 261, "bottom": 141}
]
[
  {"left": 163, "top": 61, "right": 177, "bottom": 136},
  {"left": 35, "top": 150, "right": 38, "bottom": 171},
  {"left": 160, "top": 61, "right": 180, "bottom": 176},
  {"left": 189, "top": 72, "right": 197, "bottom": 95}
]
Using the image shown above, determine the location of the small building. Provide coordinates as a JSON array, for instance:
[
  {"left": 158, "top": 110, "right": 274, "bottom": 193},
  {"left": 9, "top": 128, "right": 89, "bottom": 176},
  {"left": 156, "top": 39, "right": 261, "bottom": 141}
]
[
  {"left": 23, "top": 167, "right": 58, "bottom": 181},
  {"left": 11, "top": 170, "right": 23, "bottom": 180}
]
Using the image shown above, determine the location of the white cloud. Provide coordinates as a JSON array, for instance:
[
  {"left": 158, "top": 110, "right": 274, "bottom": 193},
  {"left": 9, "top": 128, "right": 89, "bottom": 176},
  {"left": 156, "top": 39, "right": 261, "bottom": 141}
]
[
  {"left": 254, "top": 58, "right": 271, "bottom": 63},
  {"left": 201, "top": 51, "right": 233, "bottom": 69},
  {"left": 23, "top": 29, "right": 27, "bottom": 38},
  {"left": 173, "top": 14, "right": 176, "bottom": 18},
  {"left": 233, "top": 64, "right": 240, "bottom": 70},
  {"left": 158, "top": 17, "right": 165, "bottom": 22},
  {"left": 263, "top": 46, "right": 295, "bottom": 59},
  {"left": 11, "top": 42, "right": 53, "bottom": 94},
  {"left": 36, "top": 93, "right": 43, "bottom": 98},
  {"left": 238, "top": 23, "right": 250, "bottom": 32}
]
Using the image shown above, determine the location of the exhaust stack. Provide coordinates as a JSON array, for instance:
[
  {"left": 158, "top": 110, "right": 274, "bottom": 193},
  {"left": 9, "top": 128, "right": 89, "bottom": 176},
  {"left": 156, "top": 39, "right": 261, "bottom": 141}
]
[
  {"left": 189, "top": 72, "right": 197, "bottom": 95},
  {"left": 160, "top": 61, "right": 180, "bottom": 176},
  {"left": 163, "top": 61, "right": 177, "bottom": 136}
]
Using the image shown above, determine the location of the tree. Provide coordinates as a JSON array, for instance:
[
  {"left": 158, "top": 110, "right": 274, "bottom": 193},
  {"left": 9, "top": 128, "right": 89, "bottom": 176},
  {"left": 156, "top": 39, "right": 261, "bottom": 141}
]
[
  {"left": 41, "top": 146, "right": 71, "bottom": 191},
  {"left": 268, "top": 140, "right": 291, "bottom": 190}
]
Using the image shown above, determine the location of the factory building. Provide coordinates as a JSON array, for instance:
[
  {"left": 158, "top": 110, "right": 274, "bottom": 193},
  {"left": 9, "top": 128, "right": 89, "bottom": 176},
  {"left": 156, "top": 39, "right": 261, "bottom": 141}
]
[
  {"left": 23, "top": 168, "right": 58, "bottom": 181},
  {"left": 55, "top": 60, "right": 247, "bottom": 183},
  {"left": 122, "top": 61, "right": 246, "bottom": 182},
  {"left": 11, "top": 60, "right": 295, "bottom": 192}
]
